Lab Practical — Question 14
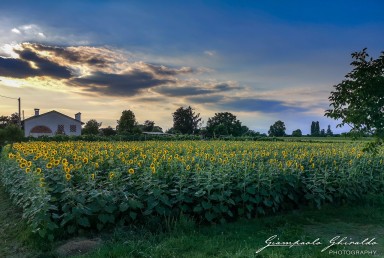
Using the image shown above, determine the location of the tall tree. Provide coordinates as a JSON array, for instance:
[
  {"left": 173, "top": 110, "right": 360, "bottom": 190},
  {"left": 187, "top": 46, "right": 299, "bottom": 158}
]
[
  {"left": 311, "top": 121, "right": 320, "bottom": 136},
  {"left": 206, "top": 112, "right": 242, "bottom": 137},
  {"left": 292, "top": 129, "right": 302, "bottom": 137},
  {"left": 9, "top": 113, "right": 20, "bottom": 125},
  {"left": 117, "top": 110, "right": 137, "bottom": 134},
  {"left": 326, "top": 125, "right": 333, "bottom": 136},
  {"left": 325, "top": 49, "right": 384, "bottom": 151},
  {"left": 172, "top": 106, "right": 202, "bottom": 134},
  {"left": 268, "top": 120, "right": 286, "bottom": 137},
  {"left": 82, "top": 119, "right": 102, "bottom": 135},
  {"left": 100, "top": 126, "right": 117, "bottom": 136},
  {"left": 143, "top": 120, "right": 155, "bottom": 132},
  {"left": 315, "top": 122, "right": 320, "bottom": 136}
]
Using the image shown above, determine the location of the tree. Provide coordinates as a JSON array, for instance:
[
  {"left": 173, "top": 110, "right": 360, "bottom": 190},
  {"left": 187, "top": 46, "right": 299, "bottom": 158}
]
[
  {"left": 311, "top": 121, "right": 320, "bottom": 136},
  {"left": 172, "top": 106, "right": 202, "bottom": 134},
  {"left": 326, "top": 125, "right": 333, "bottom": 136},
  {"left": 1, "top": 124, "right": 24, "bottom": 148},
  {"left": 0, "top": 115, "right": 10, "bottom": 129},
  {"left": 206, "top": 112, "right": 242, "bottom": 137},
  {"left": 82, "top": 119, "right": 102, "bottom": 135},
  {"left": 143, "top": 120, "right": 155, "bottom": 132},
  {"left": 292, "top": 129, "right": 302, "bottom": 137},
  {"left": 9, "top": 113, "right": 20, "bottom": 125},
  {"left": 100, "top": 126, "right": 117, "bottom": 136},
  {"left": 325, "top": 49, "right": 384, "bottom": 151},
  {"left": 117, "top": 110, "right": 137, "bottom": 134},
  {"left": 320, "top": 129, "right": 326, "bottom": 137},
  {"left": 268, "top": 120, "right": 286, "bottom": 137}
]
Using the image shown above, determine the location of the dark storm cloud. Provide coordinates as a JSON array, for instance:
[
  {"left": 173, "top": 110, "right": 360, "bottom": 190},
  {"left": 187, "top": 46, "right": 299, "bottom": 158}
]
[
  {"left": 0, "top": 48, "right": 71, "bottom": 79},
  {"left": 154, "top": 82, "right": 240, "bottom": 97},
  {"left": 0, "top": 57, "right": 39, "bottom": 78},
  {"left": 30, "top": 43, "right": 108, "bottom": 67},
  {"left": 14, "top": 48, "right": 71, "bottom": 78},
  {"left": 72, "top": 70, "right": 176, "bottom": 96},
  {"left": 217, "top": 98, "right": 306, "bottom": 113}
]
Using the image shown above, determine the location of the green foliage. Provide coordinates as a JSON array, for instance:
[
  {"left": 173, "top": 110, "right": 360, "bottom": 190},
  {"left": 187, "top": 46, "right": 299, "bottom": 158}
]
[
  {"left": 206, "top": 112, "right": 242, "bottom": 137},
  {"left": 311, "top": 121, "right": 320, "bottom": 136},
  {"left": 82, "top": 119, "right": 102, "bottom": 135},
  {"left": 172, "top": 106, "right": 202, "bottom": 135},
  {"left": 292, "top": 129, "right": 302, "bottom": 137},
  {"left": 117, "top": 110, "right": 137, "bottom": 134},
  {"left": 325, "top": 48, "right": 384, "bottom": 151},
  {"left": 268, "top": 120, "right": 286, "bottom": 137},
  {"left": 143, "top": 120, "right": 155, "bottom": 132},
  {"left": 100, "top": 126, "right": 116, "bottom": 136},
  {"left": 0, "top": 115, "right": 10, "bottom": 129},
  {"left": 1, "top": 141, "right": 383, "bottom": 241},
  {"left": 3, "top": 124, "right": 24, "bottom": 145}
]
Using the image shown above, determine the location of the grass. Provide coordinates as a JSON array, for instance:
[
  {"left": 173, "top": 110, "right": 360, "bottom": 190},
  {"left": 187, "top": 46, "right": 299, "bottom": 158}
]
[
  {"left": 0, "top": 186, "right": 42, "bottom": 258},
  {"left": 1, "top": 185, "right": 383, "bottom": 258},
  {"left": 74, "top": 195, "right": 384, "bottom": 258}
]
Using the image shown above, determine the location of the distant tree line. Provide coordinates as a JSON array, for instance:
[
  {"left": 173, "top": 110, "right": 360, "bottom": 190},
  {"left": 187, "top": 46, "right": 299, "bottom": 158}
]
[{"left": 0, "top": 107, "right": 344, "bottom": 147}]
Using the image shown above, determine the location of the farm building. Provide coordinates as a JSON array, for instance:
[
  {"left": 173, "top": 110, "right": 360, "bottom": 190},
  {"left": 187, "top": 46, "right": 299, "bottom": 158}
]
[{"left": 23, "top": 109, "right": 84, "bottom": 137}]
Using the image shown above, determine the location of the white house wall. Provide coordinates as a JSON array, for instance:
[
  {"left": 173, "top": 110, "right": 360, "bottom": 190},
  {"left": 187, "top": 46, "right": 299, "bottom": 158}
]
[{"left": 24, "top": 112, "right": 82, "bottom": 137}]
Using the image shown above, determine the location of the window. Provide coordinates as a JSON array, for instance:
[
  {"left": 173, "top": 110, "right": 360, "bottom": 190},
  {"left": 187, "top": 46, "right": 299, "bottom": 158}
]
[
  {"left": 57, "top": 124, "right": 65, "bottom": 134},
  {"left": 70, "top": 125, "right": 77, "bottom": 132}
]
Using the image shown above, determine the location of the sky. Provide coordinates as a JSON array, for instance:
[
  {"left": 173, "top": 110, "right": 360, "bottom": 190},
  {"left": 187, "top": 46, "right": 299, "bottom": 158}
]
[{"left": 0, "top": 0, "right": 383, "bottom": 135}]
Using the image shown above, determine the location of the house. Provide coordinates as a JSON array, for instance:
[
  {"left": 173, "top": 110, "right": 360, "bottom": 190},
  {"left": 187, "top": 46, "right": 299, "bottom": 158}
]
[{"left": 23, "top": 109, "right": 84, "bottom": 137}]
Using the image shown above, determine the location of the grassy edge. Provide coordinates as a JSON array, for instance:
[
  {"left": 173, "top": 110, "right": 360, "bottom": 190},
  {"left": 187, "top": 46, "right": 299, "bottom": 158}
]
[{"left": 73, "top": 194, "right": 384, "bottom": 258}]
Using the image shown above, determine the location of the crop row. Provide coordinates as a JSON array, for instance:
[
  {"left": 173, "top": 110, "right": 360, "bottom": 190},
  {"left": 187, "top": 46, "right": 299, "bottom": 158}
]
[{"left": 0, "top": 141, "right": 383, "bottom": 240}]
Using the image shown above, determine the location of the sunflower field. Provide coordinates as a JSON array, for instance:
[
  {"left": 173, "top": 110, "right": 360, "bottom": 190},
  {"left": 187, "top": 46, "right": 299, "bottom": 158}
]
[{"left": 0, "top": 141, "right": 383, "bottom": 240}]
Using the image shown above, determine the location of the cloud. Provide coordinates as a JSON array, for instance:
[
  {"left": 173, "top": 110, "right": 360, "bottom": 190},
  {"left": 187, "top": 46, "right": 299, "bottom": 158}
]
[
  {"left": 145, "top": 63, "right": 193, "bottom": 76},
  {"left": 0, "top": 47, "right": 71, "bottom": 79},
  {"left": 0, "top": 57, "right": 39, "bottom": 78},
  {"left": 204, "top": 50, "right": 216, "bottom": 56},
  {"left": 72, "top": 70, "right": 176, "bottom": 96},
  {"left": 28, "top": 43, "right": 111, "bottom": 68},
  {"left": 11, "top": 28, "right": 21, "bottom": 34},
  {"left": 217, "top": 98, "right": 307, "bottom": 113},
  {"left": 10, "top": 24, "right": 46, "bottom": 38},
  {"left": 153, "top": 82, "right": 241, "bottom": 97},
  {"left": 187, "top": 95, "right": 224, "bottom": 104}
]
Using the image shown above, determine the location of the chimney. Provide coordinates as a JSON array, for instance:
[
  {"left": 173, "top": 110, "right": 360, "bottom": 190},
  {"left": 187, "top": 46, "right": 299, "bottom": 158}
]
[
  {"left": 75, "top": 112, "right": 81, "bottom": 122},
  {"left": 34, "top": 108, "right": 40, "bottom": 116}
]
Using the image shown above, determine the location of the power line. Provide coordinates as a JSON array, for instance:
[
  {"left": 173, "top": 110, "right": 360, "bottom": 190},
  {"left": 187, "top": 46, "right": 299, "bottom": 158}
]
[{"left": 0, "top": 94, "right": 19, "bottom": 100}]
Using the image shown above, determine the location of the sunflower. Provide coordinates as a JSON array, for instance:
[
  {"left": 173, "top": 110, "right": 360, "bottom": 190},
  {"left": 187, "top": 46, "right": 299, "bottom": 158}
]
[
  {"left": 65, "top": 174, "right": 71, "bottom": 181},
  {"left": 25, "top": 167, "right": 31, "bottom": 173},
  {"left": 46, "top": 163, "right": 53, "bottom": 169},
  {"left": 128, "top": 168, "right": 134, "bottom": 174},
  {"left": 36, "top": 168, "right": 42, "bottom": 174}
]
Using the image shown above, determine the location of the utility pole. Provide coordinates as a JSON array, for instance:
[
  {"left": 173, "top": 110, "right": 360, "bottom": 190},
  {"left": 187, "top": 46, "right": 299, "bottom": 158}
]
[{"left": 18, "top": 97, "right": 21, "bottom": 126}]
